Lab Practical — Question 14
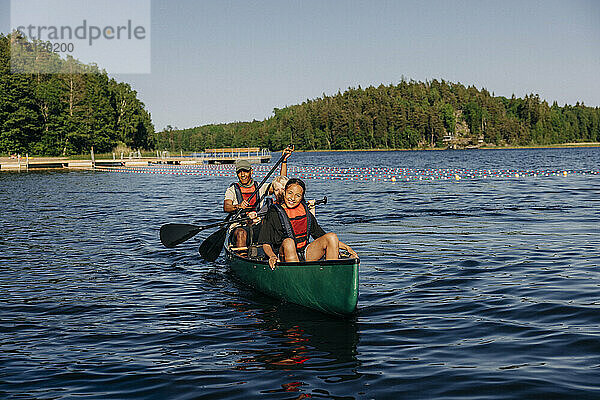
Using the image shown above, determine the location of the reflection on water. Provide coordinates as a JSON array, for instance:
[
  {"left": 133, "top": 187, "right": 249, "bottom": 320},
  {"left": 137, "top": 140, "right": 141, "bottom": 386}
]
[
  {"left": 223, "top": 286, "right": 360, "bottom": 398},
  {"left": 232, "top": 304, "right": 358, "bottom": 370}
]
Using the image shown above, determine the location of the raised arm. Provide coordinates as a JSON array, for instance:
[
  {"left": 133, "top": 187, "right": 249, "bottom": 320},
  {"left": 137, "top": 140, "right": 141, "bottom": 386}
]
[{"left": 280, "top": 145, "right": 294, "bottom": 177}]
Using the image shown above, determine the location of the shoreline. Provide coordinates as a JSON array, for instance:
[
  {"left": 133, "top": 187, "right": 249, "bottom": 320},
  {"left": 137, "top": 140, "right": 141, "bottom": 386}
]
[
  {"left": 2, "top": 142, "right": 599, "bottom": 161},
  {"left": 292, "top": 142, "right": 600, "bottom": 152}
]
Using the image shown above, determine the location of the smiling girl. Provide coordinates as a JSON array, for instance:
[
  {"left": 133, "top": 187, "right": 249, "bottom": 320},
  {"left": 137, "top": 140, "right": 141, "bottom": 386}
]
[{"left": 258, "top": 178, "right": 357, "bottom": 270}]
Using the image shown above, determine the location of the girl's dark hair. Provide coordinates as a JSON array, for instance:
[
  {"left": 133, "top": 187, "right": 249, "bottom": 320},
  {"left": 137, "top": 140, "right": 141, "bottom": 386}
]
[{"left": 285, "top": 178, "right": 306, "bottom": 196}]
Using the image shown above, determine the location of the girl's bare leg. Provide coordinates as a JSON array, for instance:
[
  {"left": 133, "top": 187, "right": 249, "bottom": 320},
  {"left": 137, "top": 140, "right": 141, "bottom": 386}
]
[
  {"left": 305, "top": 233, "right": 339, "bottom": 261},
  {"left": 281, "top": 238, "right": 299, "bottom": 262}
]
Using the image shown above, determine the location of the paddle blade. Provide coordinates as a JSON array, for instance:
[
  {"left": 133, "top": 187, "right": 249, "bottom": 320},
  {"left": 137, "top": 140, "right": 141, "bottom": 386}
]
[
  {"left": 160, "top": 223, "right": 202, "bottom": 248},
  {"left": 198, "top": 227, "right": 228, "bottom": 262}
]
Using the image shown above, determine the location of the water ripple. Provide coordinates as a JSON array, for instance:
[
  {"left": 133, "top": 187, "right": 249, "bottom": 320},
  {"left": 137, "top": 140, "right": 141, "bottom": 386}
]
[{"left": 1, "top": 148, "right": 599, "bottom": 399}]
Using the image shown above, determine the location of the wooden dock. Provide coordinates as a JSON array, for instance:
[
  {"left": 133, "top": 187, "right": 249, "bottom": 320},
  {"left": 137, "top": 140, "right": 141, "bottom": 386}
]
[
  {"left": 0, "top": 148, "right": 272, "bottom": 172},
  {"left": 197, "top": 148, "right": 272, "bottom": 165}
]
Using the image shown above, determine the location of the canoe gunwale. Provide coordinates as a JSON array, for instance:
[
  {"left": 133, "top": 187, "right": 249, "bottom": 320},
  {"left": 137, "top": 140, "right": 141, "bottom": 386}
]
[{"left": 225, "top": 246, "right": 360, "bottom": 267}]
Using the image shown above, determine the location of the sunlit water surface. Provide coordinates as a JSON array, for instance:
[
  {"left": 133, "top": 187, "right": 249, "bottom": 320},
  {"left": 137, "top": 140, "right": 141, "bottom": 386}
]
[{"left": 1, "top": 148, "right": 599, "bottom": 399}]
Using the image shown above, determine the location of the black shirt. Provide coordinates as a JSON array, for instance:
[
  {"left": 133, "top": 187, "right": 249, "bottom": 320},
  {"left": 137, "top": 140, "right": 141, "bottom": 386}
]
[{"left": 258, "top": 205, "right": 326, "bottom": 252}]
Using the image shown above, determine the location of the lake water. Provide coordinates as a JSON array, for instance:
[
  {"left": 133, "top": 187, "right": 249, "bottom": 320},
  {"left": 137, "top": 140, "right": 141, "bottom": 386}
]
[{"left": 1, "top": 148, "right": 599, "bottom": 399}]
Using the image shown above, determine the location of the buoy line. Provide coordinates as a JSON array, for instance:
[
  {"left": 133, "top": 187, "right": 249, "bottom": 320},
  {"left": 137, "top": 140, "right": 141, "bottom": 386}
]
[{"left": 94, "top": 164, "right": 599, "bottom": 182}]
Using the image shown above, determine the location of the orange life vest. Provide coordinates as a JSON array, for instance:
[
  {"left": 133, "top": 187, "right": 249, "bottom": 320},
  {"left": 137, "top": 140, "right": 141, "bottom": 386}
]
[
  {"left": 274, "top": 201, "right": 313, "bottom": 250},
  {"left": 231, "top": 182, "right": 258, "bottom": 211}
]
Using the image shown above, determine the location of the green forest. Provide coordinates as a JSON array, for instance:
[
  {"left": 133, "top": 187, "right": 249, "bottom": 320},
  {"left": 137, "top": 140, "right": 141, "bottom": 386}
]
[
  {"left": 156, "top": 80, "right": 600, "bottom": 152},
  {"left": 0, "top": 33, "right": 154, "bottom": 156}
]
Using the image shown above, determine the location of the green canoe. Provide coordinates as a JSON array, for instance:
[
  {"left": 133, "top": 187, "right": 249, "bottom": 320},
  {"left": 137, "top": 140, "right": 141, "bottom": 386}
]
[{"left": 224, "top": 245, "right": 359, "bottom": 316}]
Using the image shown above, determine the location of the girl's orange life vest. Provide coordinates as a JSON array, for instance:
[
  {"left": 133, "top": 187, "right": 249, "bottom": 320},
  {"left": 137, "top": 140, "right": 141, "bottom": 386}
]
[{"left": 273, "top": 201, "right": 313, "bottom": 250}]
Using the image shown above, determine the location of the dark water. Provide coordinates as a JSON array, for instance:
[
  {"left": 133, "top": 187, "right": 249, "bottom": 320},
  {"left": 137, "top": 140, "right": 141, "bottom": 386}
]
[{"left": 1, "top": 148, "right": 599, "bottom": 399}]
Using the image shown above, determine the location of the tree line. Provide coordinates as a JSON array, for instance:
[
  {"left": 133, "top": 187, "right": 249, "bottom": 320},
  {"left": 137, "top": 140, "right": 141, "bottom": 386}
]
[
  {"left": 0, "top": 32, "right": 154, "bottom": 156},
  {"left": 156, "top": 79, "right": 600, "bottom": 152}
]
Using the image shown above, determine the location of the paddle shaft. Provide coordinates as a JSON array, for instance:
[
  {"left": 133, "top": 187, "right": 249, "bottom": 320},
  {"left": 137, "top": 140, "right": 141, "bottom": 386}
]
[{"left": 198, "top": 212, "right": 266, "bottom": 232}]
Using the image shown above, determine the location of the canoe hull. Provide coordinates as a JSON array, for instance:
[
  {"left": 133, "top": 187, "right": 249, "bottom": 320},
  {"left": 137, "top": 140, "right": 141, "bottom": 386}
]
[{"left": 225, "top": 248, "right": 359, "bottom": 316}]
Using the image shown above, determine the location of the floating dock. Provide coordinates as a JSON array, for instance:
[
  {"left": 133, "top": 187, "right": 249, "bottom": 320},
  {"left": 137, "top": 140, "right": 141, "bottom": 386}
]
[{"left": 0, "top": 148, "right": 271, "bottom": 172}]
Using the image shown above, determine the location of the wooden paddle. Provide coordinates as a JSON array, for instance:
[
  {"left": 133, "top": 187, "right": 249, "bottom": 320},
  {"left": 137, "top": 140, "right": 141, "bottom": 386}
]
[{"left": 198, "top": 153, "right": 288, "bottom": 262}]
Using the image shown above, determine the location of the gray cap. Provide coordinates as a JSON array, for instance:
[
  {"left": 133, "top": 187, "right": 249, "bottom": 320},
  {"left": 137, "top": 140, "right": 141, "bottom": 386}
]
[{"left": 235, "top": 159, "right": 252, "bottom": 172}]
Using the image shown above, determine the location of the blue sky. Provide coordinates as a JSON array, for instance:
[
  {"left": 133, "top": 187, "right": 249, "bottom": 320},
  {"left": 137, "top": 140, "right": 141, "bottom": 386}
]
[{"left": 1, "top": 0, "right": 599, "bottom": 131}]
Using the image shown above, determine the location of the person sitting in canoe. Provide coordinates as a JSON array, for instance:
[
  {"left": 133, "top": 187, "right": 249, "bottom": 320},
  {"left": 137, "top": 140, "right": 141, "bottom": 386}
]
[
  {"left": 258, "top": 178, "right": 357, "bottom": 270},
  {"left": 223, "top": 148, "right": 293, "bottom": 248},
  {"left": 266, "top": 175, "right": 317, "bottom": 216}
]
